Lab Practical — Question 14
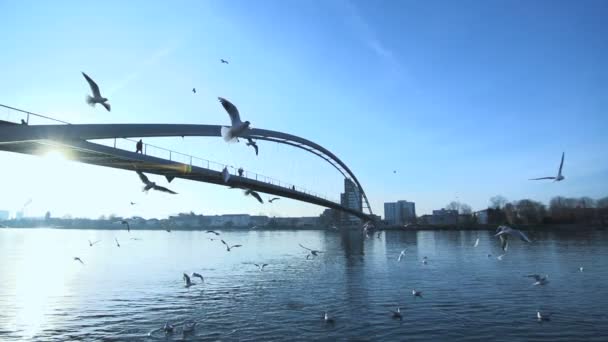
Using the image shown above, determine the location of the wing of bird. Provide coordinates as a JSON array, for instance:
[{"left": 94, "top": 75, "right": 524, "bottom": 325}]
[
  {"left": 515, "top": 229, "right": 532, "bottom": 243},
  {"left": 529, "top": 177, "right": 556, "bottom": 180},
  {"left": 299, "top": 244, "right": 313, "bottom": 251},
  {"left": 218, "top": 97, "right": 242, "bottom": 126},
  {"left": 474, "top": 238, "right": 479, "bottom": 247},
  {"left": 221, "top": 240, "right": 228, "bottom": 247},
  {"left": 262, "top": 263, "right": 268, "bottom": 268},
  {"left": 82, "top": 72, "right": 101, "bottom": 97},
  {"left": 558, "top": 152, "right": 565, "bottom": 176},
  {"left": 250, "top": 191, "right": 264, "bottom": 204},
  {"left": 230, "top": 244, "right": 242, "bottom": 249},
  {"left": 253, "top": 144, "right": 258, "bottom": 155},
  {"left": 152, "top": 185, "right": 178, "bottom": 194},
  {"left": 136, "top": 171, "right": 151, "bottom": 185},
  {"left": 526, "top": 274, "right": 542, "bottom": 281},
  {"left": 101, "top": 102, "right": 111, "bottom": 112}
]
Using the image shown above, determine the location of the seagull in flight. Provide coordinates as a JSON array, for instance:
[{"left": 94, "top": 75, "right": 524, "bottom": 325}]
[
  {"left": 192, "top": 88, "right": 196, "bottom": 94},
  {"left": 82, "top": 72, "right": 110, "bottom": 111},
  {"left": 206, "top": 230, "right": 220, "bottom": 236},
  {"left": 115, "top": 238, "right": 121, "bottom": 248},
  {"left": 183, "top": 273, "right": 193, "bottom": 287},
  {"left": 218, "top": 97, "right": 250, "bottom": 142},
  {"left": 268, "top": 197, "right": 280, "bottom": 203},
  {"left": 537, "top": 311, "right": 552, "bottom": 322},
  {"left": 579, "top": 266, "right": 584, "bottom": 272},
  {"left": 191, "top": 272, "right": 205, "bottom": 283},
  {"left": 74, "top": 257, "right": 85, "bottom": 264},
  {"left": 495, "top": 225, "right": 531, "bottom": 251},
  {"left": 220, "top": 58, "right": 229, "bottom": 64},
  {"left": 497, "top": 254, "right": 506, "bottom": 261},
  {"left": 221, "top": 239, "right": 242, "bottom": 252},
  {"left": 130, "top": 202, "right": 136, "bottom": 206},
  {"left": 474, "top": 238, "right": 479, "bottom": 247},
  {"left": 244, "top": 188, "right": 264, "bottom": 204},
  {"left": 412, "top": 289, "right": 423, "bottom": 298},
  {"left": 397, "top": 249, "right": 407, "bottom": 262},
  {"left": 130, "top": 237, "right": 142, "bottom": 241},
  {"left": 88, "top": 239, "right": 100, "bottom": 247},
  {"left": 530, "top": 152, "right": 566, "bottom": 182},
  {"left": 136, "top": 171, "right": 178, "bottom": 194},
  {"left": 299, "top": 244, "right": 323, "bottom": 259},
  {"left": 246, "top": 138, "right": 259, "bottom": 156},
  {"left": 527, "top": 274, "right": 549, "bottom": 286},
  {"left": 391, "top": 307, "right": 402, "bottom": 320},
  {"left": 119, "top": 220, "right": 130, "bottom": 232},
  {"left": 254, "top": 263, "right": 268, "bottom": 271},
  {"left": 323, "top": 312, "right": 335, "bottom": 324}
]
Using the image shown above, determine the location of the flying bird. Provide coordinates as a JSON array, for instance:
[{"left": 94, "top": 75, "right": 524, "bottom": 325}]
[
  {"left": 254, "top": 263, "right": 268, "bottom": 271},
  {"left": 391, "top": 307, "right": 402, "bottom": 320},
  {"left": 397, "top": 249, "right": 407, "bottom": 262},
  {"left": 529, "top": 152, "right": 566, "bottom": 182},
  {"left": 130, "top": 202, "right": 136, "bottom": 205},
  {"left": 218, "top": 97, "right": 251, "bottom": 142},
  {"left": 206, "top": 230, "right": 220, "bottom": 236},
  {"left": 495, "top": 225, "right": 531, "bottom": 251},
  {"left": 119, "top": 220, "right": 130, "bottom": 232},
  {"left": 191, "top": 272, "right": 205, "bottom": 283},
  {"left": 222, "top": 166, "right": 231, "bottom": 184},
  {"left": 221, "top": 239, "right": 242, "bottom": 252},
  {"left": 183, "top": 273, "right": 193, "bottom": 287},
  {"left": 74, "top": 257, "right": 85, "bottom": 264},
  {"left": 299, "top": 243, "right": 323, "bottom": 259},
  {"left": 412, "top": 289, "right": 423, "bottom": 298},
  {"left": 579, "top": 266, "right": 584, "bottom": 272},
  {"left": 88, "top": 239, "right": 100, "bottom": 247},
  {"left": 115, "top": 238, "right": 121, "bottom": 248},
  {"left": 82, "top": 72, "right": 110, "bottom": 111},
  {"left": 220, "top": 59, "right": 229, "bottom": 64},
  {"left": 192, "top": 88, "right": 196, "bottom": 94},
  {"left": 136, "top": 171, "right": 177, "bottom": 194},
  {"left": 497, "top": 254, "right": 506, "bottom": 261},
  {"left": 246, "top": 138, "right": 259, "bottom": 156},
  {"left": 474, "top": 238, "right": 479, "bottom": 247},
  {"left": 268, "top": 197, "right": 280, "bottom": 203},
  {"left": 527, "top": 274, "right": 549, "bottom": 286},
  {"left": 130, "top": 237, "right": 142, "bottom": 241},
  {"left": 244, "top": 188, "right": 264, "bottom": 204}
]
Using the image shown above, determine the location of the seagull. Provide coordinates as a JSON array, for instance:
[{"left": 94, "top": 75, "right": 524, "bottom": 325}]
[
  {"left": 324, "top": 312, "right": 335, "bottom": 324},
  {"left": 246, "top": 138, "right": 259, "bottom": 156},
  {"left": 244, "top": 188, "right": 264, "bottom": 204},
  {"left": 183, "top": 273, "right": 193, "bottom": 287},
  {"left": 130, "top": 202, "right": 136, "bottom": 206},
  {"left": 299, "top": 244, "right": 323, "bottom": 259},
  {"left": 115, "top": 238, "right": 121, "bottom": 248},
  {"left": 192, "top": 272, "right": 205, "bottom": 283},
  {"left": 163, "top": 322, "right": 174, "bottom": 334},
  {"left": 397, "top": 249, "right": 407, "bottom": 262},
  {"left": 529, "top": 152, "right": 565, "bottom": 182},
  {"left": 82, "top": 72, "right": 110, "bottom": 111},
  {"left": 497, "top": 254, "right": 506, "bottom": 261},
  {"left": 527, "top": 274, "right": 549, "bottom": 286},
  {"left": 579, "top": 266, "right": 584, "bottom": 272},
  {"left": 268, "top": 197, "right": 280, "bottom": 203},
  {"left": 537, "top": 311, "right": 551, "bottom": 322},
  {"left": 165, "top": 229, "right": 172, "bottom": 233},
  {"left": 254, "top": 263, "right": 268, "bottom": 271},
  {"left": 73, "top": 257, "right": 84, "bottom": 264},
  {"left": 208, "top": 238, "right": 217, "bottom": 241},
  {"left": 218, "top": 97, "right": 250, "bottom": 142},
  {"left": 120, "top": 220, "right": 130, "bottom": 232},
  {"left": 222, "top": 166, "right": 231, "bottom": 184},
  {"left": 88, "top": 239, "right": 100, "bottom": 247},
  {"left": 474, "top": 238, "right": 479, "bottom": 247},
  {"left": 495, "top": 225, "right": 531, "bottom": 251},
  {"left": 221, "top": 239, "right": 242, "bottom": 252},
  {"left": 391, "top": 307, "right": 402, "bottom": 319},
  {"left": 130, "top": 237, "right": 142, "bottom": 241},
  {"left": 206, "top": 230, "right": 220, "bottom": 236},
  {"left": 221, "top": 59, "right": 229, "bottom": 64},
  {"left": 422, "top": 256, "right": 428, "bottom": 265},
  {"left": 412, "top": 289, "right": 423, "bottom": 298},
  {"left": 136, "top": 171, "right": 178, "bottom": 194},
  {"left": 192, "top": 88, "right": 196, "bottom": 94}
]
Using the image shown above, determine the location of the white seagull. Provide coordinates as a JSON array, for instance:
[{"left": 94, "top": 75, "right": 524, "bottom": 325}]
[
  {"left": 527, "top": 274, "right": 549, "bottom": 286},
  {"left": 221, "top": 239, "right": 242, "bottom": 252},
  {"left": 495, "top": 225, "right": 531, "bottom": 251},
  {"left": 299, "top": 243, "right": 323, "bottom": 259},
  {"left": 474, "top": 238, "right": 479, "bottom": 247},
  {"left": 82, "top": 72, "right": 111, "bottom": 111},
  {"left": 397, "top": 249, "right": 407, "bottom": 262},
  {"left": 137, "top": 171, "right": 178, "bottom": 194},
  {"left": 412, "top": 289, "right": 423, "bottom": 298},
  {"left": 497, "top": 254, "right": 506, "bottom": 261},
  {"left": 218, "top": 97, "right": 250, "bottom": 142},
  {"left": 579, "top": 266, "right": 584, "bottom": 272},
  {"left": 530, "top": 152, "right": 565, "bottom": 182},
  {"left": 537, "top": 311, "right": 551, "bottom": 322},
  {"left": 88, "top": 239, "right": 100, "bottom": 247},
  {"left": 254, "top": 263, "right": 268, "bottom": 271},
  {"left": 391, "top": 307, "right": 402, "bottom": 319},
  {"left": 323, "top": 312, "right": 335, "bottom": 324},
  {"left": 244, "top": 188, "right": 264, "bottom": 204}
]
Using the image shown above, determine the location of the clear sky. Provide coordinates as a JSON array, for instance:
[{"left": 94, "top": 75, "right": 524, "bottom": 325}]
[{"left": 0, "top": 0, "right": 607, "bottom": 220}]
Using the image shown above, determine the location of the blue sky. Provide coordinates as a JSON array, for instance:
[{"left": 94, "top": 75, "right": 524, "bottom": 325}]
[{"left": 0, "top": 0, "right": 606, "bottom": 219}]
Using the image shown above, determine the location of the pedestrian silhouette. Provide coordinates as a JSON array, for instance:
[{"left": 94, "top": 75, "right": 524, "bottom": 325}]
[
  {"left": 136, "top": 139, "right": 143, "bottom": 154},
  {"left": 238, "top": 167, "right": 244, "bottom": 177}
]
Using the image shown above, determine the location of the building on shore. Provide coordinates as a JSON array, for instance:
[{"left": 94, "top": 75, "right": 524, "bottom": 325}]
[
  {"left": 474, "top": 208, "right": 506, "bottom": 225},
  {"left": 418, "top": 209, "right": 458, "bottom": 225},
  {"left": 0, "top": 210, "right": 9, "bottom": 221},
  {"left": 384, "top": 201, "right": 416, "bottom": 225},
  {"left": 340, "top": 178, "right": 362, "bottom": 225}
]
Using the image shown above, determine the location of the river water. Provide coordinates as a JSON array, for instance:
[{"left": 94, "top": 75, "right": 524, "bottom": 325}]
[{"left": 0, "top": 228, "right": 606, "bottom": 341}]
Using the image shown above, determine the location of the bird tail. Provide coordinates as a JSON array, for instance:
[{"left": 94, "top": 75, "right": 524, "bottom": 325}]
[
  {"left": 86, "top": 95, "right": 95, "bottom": 106},
  {"left": 221, "top": 126, "right": 238, "bottom": 143}
]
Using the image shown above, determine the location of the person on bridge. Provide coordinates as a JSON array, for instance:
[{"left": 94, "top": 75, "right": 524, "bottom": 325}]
[
  {"left": 136, "top": 139, "right": 143, "bottom": 154},
  {"left": 238, "top": 167, "right": 244, "bottom": 177}
]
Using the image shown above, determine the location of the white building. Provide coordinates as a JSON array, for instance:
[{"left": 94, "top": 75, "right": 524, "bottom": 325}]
[
  {"left": 340, "top": 179, "right": 362, "bottom": 225},
  {"left": 384, "top": 200, "right": 416, "bottom": 225}
]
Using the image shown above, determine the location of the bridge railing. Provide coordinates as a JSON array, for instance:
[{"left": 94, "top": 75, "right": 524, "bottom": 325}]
[{"left": 0, "top": 104, "right": 339, "bottom": 203}]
